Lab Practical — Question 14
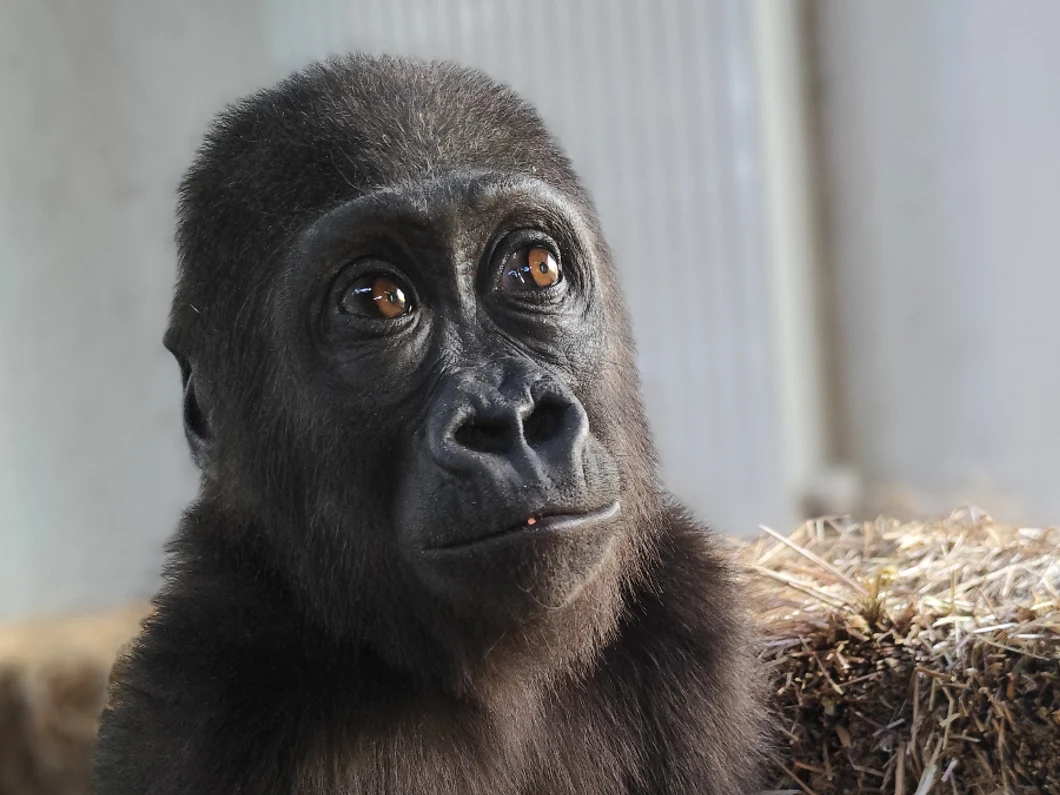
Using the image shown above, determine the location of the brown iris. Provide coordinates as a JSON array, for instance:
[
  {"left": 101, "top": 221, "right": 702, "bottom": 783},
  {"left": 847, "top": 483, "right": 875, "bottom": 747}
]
[
  {"left": 340, "top": 274, "right": 412, "bottom": 319},
  {"left": 527, "top": 247, "right": 560, "bottom": 287},
  {"left": 370, "top": 276, "right": 409, "bottom": 318},
  {"left": 499, "top": 245, "right": 563, "bottom": 292}
]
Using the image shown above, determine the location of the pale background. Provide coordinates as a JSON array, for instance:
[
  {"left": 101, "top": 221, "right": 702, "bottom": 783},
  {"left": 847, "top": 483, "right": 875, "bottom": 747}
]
[{"left": 2, "top": 0, "right": 1058, "bottom": 617}]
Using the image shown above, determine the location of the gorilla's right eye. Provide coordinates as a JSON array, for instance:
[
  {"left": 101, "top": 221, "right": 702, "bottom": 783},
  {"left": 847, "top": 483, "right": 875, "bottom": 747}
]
[{"left": 339, "top": 274, "right": 413, "bottom": 319}]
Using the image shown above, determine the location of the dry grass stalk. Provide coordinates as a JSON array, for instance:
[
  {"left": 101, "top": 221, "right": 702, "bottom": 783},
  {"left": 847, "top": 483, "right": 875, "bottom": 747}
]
[{"left": 743, "top": 508, "right": 1060, "bottom": 794}]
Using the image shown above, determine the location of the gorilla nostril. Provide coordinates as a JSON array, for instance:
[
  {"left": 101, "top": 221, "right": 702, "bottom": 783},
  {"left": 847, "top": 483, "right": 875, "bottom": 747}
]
[
  {"left": 442, "top": 379, "right": 580, "bottom": 462},
  {"left": 523, "top": 396, "right": 569, "bottom": 446},
  {"left": 453, "top": 416, "right": 512, "bottom": 454}
]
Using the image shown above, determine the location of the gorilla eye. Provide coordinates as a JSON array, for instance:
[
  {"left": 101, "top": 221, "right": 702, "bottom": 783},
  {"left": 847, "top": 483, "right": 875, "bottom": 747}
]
[
  {"left": 498, "top": 246, "right": 563, "bottom": 292},
  {"left": 340, "top": 274, "right": 413, "bottom": 319}
]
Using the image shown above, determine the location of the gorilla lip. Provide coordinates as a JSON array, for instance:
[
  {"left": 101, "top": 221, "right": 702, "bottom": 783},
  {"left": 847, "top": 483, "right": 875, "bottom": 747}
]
[{"left": 425, "top": 500, "right": 621, "bottom": 553}]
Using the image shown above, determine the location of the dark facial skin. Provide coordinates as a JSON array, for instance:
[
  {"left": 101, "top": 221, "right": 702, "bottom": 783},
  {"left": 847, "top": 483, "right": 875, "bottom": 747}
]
[
  {"left": 302, "top": 174, "right": 623, "bottom": 613},
  {"left": 92, "top": 55, "right": 765, "bottom": 795}
]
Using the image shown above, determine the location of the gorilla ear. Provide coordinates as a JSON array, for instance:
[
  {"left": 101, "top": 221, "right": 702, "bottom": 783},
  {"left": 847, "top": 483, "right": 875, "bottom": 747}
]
[
  {"left": 181, "top": 368, "right": 211, "bottom": 468},
  {"left": 168, "top": 346, "right": 212, "bottom": 468}
]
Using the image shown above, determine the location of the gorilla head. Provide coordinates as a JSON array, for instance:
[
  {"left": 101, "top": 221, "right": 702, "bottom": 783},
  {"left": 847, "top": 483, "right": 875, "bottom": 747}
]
[
  {"left": 95, "top": 55, "right": 764, "bottom": 795},
  {"left": 164, "top": 55, "right": 661, "bottom": 693}
]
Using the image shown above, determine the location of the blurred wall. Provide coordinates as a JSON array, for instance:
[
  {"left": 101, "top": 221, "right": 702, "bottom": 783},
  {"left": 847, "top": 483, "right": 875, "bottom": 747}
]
[
  {"left": 0, "top": 0, "right": 281, "bottom": 617},
  {"left": 1, "top": 1, "right": 799, "bottom": 617},
  {"left": 814, "top": 0, "right": 1060, "bottom": 523}
]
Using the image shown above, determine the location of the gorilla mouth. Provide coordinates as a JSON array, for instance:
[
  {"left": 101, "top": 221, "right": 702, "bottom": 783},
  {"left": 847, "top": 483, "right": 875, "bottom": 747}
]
[{"left": 425, "top": 500, "right": 621, "bottom": 553}]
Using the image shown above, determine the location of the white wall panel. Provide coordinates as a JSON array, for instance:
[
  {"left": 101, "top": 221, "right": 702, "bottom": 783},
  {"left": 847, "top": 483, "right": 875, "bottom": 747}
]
[
  {"left": 814, "top": 0, "right": 1060, "bottom": 524},
  {"left": 0, "top": 0, "right": 279, "bottom": 617}
]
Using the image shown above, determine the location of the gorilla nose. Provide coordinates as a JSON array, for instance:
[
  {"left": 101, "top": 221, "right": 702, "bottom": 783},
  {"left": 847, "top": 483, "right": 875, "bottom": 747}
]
[
  {"left": 453, "top": 392, "right": 570, "bottom": 454},
  {"left": 427, "top": 368, "right": 589, "bottom": 478}
]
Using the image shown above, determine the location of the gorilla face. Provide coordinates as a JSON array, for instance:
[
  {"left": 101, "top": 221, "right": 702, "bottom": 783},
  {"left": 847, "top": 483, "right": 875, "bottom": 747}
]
[
  {"left": 166, "top": 57, "right": 659, "bottom": 676},
  {"left": 292, "top": 173, "right": 626, "bottom": 616}
]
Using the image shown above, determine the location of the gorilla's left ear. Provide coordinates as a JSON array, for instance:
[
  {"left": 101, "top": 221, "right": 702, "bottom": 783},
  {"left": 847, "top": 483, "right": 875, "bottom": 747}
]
[{"left": 164, "top": 333, "right": 212, "bottom": 469}]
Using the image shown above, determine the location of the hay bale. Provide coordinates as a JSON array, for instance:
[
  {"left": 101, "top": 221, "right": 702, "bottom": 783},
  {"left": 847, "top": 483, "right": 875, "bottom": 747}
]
[
  {"left": 1, "top": 511, "right": 1057, "bottom": 794},
  {"left": 0, "top": 607, "right": 147, "bottom": 795},
  {"left": 745, "top": 508, "right": 1060, "bottom": 794}
]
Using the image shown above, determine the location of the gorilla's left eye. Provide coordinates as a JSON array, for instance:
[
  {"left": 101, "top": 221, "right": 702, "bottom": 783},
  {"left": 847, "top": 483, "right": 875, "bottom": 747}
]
[
  {"left": 498, "top": 246, "right": 563, "bottom": 293},
  {"left": 339, "top": 274, "right": 413, "bottom": 319}
]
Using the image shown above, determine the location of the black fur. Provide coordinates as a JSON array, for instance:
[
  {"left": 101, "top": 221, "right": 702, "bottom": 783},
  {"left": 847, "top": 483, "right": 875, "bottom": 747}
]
[{"left": 92, "top": 55, "right": 764, "bottom": 794}]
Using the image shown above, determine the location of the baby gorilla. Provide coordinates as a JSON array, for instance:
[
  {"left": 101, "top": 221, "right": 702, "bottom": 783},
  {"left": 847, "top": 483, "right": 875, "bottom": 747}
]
[{"left": 92, "top": 55, "right": 764, "bottom": 794}]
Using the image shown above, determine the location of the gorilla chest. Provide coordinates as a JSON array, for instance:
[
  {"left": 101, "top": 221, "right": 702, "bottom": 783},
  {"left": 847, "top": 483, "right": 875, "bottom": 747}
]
[{"left": 294, "top": 695, "right": 649, "bottom": 795}]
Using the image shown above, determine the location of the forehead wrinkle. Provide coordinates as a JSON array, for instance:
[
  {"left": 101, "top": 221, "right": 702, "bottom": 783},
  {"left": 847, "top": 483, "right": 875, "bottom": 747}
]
[
  {"left": 330, "top": 171, "right": 588, "bottom": 236},
  {"left": 316, "top": 185, "right": 434, "bottom": 239},
  {"left": 391, "top": 170, "right": 585, "bottom": 219}
]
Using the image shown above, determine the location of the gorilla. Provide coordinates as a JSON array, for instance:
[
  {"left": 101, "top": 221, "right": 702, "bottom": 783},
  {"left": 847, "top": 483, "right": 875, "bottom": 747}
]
[{"left": 92, "top": 55, "right": 764, "bottom": 794}]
